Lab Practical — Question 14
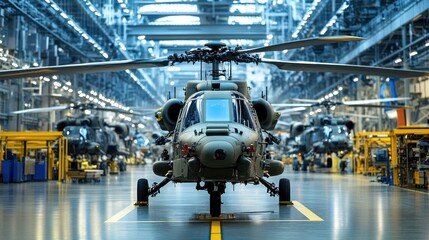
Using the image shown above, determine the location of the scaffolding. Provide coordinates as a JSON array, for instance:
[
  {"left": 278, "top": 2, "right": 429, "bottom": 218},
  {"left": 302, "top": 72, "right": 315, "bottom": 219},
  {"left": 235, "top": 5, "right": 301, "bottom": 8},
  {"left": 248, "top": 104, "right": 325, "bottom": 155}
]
[{"left": 0, "top": 131, "right": 68, "bottom": 182}]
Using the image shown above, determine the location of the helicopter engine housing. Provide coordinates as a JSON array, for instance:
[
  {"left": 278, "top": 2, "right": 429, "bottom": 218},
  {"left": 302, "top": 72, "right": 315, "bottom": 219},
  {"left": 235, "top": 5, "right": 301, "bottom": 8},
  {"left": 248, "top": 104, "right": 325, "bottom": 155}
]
[
  {"left": 289, "top": 122, "right": 305, "bottom": 138},
  {"left": 57, "top": 119, "right": 77, "bottom": 131},
  {"left": 111, "top": 123, "right": 130, "bottom": 138},
  {"left": 157, "top": 98, "right": 183, "bottom": 131},
  {"left": 252, "top": 98, "right": 277, "bottom": 130}
]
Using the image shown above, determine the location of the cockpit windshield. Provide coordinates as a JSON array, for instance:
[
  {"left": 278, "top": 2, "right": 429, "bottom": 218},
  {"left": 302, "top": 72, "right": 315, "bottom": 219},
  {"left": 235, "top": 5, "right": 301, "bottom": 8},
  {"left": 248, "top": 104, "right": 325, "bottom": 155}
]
[
  {"left": 322, "top": 125, "right": 348, "bottom": 139},
  {"left": 182, "top": 93, "right": 203, "bottom": 129},
  {"left": 63, "top": 126, "right": 89, "bottom": 143},
  {"left": 231, "top": 93, "right": 255, "bottom": 130},
  {"left": 205, "top": 99, "right": 230, "bottom": 121},
  {"left": 180, "top": 92, "right": 255, "bottom": 130}
]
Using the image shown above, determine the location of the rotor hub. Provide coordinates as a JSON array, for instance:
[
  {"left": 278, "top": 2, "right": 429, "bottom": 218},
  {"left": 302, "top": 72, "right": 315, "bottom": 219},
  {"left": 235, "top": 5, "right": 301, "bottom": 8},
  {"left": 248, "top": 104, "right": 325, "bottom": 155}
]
[{"left": 204, "top": 42, "right": 226, "bottom": 52}]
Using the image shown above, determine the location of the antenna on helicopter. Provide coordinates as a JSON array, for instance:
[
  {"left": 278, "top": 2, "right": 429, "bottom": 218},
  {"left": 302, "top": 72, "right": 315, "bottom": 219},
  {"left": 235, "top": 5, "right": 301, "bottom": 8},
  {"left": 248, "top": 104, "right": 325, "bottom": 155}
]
[{"left": 266, "top": 86, "right": 268, "bottom": 101}]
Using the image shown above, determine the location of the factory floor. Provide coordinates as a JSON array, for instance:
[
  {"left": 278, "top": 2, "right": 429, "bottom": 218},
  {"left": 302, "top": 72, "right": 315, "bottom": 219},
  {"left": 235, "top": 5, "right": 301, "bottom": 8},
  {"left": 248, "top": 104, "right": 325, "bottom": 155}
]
[{"left": 1, "top": 164, "right": 428, "bottom": 240}]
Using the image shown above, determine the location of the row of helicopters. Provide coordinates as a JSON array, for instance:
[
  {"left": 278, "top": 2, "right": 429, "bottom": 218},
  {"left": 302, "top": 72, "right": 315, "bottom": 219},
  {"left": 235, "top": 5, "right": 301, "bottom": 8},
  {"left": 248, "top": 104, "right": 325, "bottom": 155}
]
[
  {"left": 276, "top": 97, "right": 411, "bottom": 168},
  {"left": 13, "top": 101, "right": 159, "bottom": 166},
  {"left": 2, "top": 36, "right": 429, "bottom": 217}
]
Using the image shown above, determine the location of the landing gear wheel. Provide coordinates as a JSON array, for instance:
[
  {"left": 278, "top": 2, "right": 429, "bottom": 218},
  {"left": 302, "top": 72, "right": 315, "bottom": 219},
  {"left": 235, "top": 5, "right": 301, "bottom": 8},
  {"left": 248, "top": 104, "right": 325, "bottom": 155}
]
[
  {"left": 279, "top": 178, "right": 292, "bottom": 205},
  {"left": 137, "top": 178, "right": 149, "bottom": 205},
  {"left": 210, "top": 191, "right": 221, "bottom": 217}
]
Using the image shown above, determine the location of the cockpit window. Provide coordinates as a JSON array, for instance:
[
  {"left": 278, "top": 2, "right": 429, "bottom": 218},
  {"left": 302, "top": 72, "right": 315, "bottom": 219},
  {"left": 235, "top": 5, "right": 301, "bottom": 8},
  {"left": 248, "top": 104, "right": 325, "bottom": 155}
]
[
  {"left": 180, "top": 92, "right": 255, "bottom": 130},
  {"left": 63, "top": 126, "right": 89, "bottom": 144},
  {"left": 232, "top": 95, "right": 255, "bottom": 130},
  {"left": 182, "top": 97, "right": 202, "bottom": 129},
  {"left": 205, "top": 99, "right": 230, "bottom": 122},
  {"left": 323, "top": 126, "right": 332, "bottom": 139}
]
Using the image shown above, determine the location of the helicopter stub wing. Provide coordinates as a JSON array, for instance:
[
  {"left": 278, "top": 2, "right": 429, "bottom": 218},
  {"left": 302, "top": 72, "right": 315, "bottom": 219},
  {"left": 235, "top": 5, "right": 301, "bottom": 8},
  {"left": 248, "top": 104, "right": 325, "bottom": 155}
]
[
  {"left": 262, "top": 59, "right": 429, "bottom": 78},
  {"left": 239, "top": 36, "right": 364, "bottom": 54},
  {"left": 11, "top": 105, "right": 69, "bottom": 114},
  {"left": 0, "top": 58, "right": 170, "bottom": 80}
]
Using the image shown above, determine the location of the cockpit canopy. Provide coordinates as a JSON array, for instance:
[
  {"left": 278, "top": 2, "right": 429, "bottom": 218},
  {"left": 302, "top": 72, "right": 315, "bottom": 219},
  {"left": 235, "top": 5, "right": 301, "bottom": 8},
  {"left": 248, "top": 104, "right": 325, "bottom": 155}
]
[{"left": 180, "top": 91, "right": 255, "bottom": 130}]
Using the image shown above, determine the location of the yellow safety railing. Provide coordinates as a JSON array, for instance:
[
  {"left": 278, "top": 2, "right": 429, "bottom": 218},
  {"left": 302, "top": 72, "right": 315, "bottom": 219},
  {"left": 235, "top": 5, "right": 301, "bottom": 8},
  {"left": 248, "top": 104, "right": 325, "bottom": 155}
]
[{"left": 0, "top": 131, "right": 68, "bottom": 182}]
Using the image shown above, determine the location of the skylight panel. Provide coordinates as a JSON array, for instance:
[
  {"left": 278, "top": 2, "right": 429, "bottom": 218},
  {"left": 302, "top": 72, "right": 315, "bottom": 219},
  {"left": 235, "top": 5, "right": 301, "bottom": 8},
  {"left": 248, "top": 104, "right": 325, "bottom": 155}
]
[
  {"left": 228, "top": 16, "right": 263, "bottom": 25},
  {"left": 230, "top": 4, "right": 263, "bottom": 13},
  {"left": 138, "top": 4, "right": 198, "bottom": 13},
  {"left": 151, "top": 16, "right": 200, "bottom": 25}
]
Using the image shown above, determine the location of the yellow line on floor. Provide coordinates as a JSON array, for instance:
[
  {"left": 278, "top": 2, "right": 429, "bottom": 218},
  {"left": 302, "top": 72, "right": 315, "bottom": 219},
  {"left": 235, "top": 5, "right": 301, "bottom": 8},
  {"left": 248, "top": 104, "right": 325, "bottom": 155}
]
[
  {"left": 210, "top": 220, "right": 221, "bottom": 240},
  {"left": 105, "top": 204, "right": 136, "bottom": 223},
  {"left": 400, "top": 187, "right": 429, "bottom": 195},
  {"left": 292, "top": 201, "right": 324, "bottom": 221}
]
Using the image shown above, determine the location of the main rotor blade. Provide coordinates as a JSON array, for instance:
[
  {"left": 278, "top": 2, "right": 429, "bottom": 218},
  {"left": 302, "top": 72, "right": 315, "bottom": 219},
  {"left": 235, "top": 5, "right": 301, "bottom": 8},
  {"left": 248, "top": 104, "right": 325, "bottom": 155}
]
[
  {"left": 240, "top": 36, "right": 364, "bottom": 54},
  {"left": 344, "top": 97, "right": 411, "bottom": 105},
  {"left": 0, "top": 58, "right": 170, "bottom": 80},
  {"left": 272, "top": 103, "right": 312, "bottom": 107},
  {"left": 277, "top": 107, "right": 308, "bottom": 113},
  {"left": 290, "top": 98, "right": 321, "bottom": 103},
  {"left": 334, "top": 112, "right": 379, "bottom": 119},
  {"left": 345, "top": 104, "right": 412, "bottom": 109},
  {"left": 11, "top": 105, "right": 69, "bottom": 114},
  {"left": 94, "top": 106, "right": 142, "bottom": 115},
  {"left": 262, "top": 59, "right": 429, "bottom": 78}
]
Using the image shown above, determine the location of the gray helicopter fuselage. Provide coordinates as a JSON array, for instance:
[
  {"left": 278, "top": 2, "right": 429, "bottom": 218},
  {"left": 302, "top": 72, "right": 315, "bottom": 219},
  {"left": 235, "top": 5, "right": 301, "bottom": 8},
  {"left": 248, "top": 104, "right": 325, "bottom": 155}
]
[
  {"left": 173, "top": 90, "right": 264, "bottom": 182},
  {"left": 153, "top": 84, "right": 284, "bottom": 183}
]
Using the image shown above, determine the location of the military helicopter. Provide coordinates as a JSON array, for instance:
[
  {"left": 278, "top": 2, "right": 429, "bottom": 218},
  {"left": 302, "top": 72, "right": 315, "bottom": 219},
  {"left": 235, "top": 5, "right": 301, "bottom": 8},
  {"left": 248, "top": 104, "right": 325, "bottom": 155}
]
[
  {"left": 13, "top": 102, "right": 134, "bottom": 157},
  {"left": 276, "top": 97, "right": 410, "bottom": 168},
  {"left": 1, "top": 36, "right": 429, "bottom": 217}
]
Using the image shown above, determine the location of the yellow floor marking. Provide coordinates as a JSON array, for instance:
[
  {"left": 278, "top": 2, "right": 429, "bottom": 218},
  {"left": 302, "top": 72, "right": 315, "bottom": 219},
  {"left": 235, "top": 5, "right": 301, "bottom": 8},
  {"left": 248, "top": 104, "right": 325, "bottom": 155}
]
[
  {"left": 400, "top": 187, "right": 429, "bottom": 195},
  {"left": 105, "top": 201, "right": 322, "bottom": 223},
  {"left": 292, "top": 201, "right": 324, "bottom": 221},
  {"left": 105, "top": 204, "right": 136, "bottom": 223},
  {"left": 210, "top": 221, "right": 221, "bottom": 240}
]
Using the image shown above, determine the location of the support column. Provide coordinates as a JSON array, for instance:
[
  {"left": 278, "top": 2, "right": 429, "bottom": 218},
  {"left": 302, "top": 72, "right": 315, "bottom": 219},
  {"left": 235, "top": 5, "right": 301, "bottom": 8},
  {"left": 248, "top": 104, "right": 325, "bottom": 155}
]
[{"left": 401, "top": 26, "right": 411, "bottom": 126}]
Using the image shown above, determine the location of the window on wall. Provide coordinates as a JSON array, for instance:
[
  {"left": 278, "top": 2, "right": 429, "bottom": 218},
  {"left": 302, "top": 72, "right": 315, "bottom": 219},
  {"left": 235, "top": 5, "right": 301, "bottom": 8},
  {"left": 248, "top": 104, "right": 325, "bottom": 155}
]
[{"left": 0, "top": 91, "right": 7, "bottom": 113}]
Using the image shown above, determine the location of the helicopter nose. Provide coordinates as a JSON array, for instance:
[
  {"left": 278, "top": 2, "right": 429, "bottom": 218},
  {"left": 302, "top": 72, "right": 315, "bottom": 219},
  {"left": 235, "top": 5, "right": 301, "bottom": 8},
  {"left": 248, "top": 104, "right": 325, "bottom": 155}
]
[{"left": 199, "top": 140, "right": 239, "bottom": 168}]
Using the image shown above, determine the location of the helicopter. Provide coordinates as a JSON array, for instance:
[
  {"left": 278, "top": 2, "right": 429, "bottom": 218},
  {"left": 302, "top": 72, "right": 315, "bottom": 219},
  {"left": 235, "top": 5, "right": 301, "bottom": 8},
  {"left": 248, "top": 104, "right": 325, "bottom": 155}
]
[
  {"left": 13, "top": 102, "right": 134, "bottom": 158},
  {"left": 276, "top": 97, "right": 410, "bottom": 169},
  {"left": 2, "top": 36, "right": 429, "bottom": 217}
]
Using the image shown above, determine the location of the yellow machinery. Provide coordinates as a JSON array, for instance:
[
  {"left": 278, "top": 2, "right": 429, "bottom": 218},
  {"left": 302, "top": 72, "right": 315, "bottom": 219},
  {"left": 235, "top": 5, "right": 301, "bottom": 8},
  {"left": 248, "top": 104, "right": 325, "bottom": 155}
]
[
  {"left": 390, "top": 127, "right": 429, "bottom": 188},
  {"left": 0, "top": 131, "right": 68, "bottom": 182},
  {"left": 354, "top": 132, "right": 390, "bottom": 177}
]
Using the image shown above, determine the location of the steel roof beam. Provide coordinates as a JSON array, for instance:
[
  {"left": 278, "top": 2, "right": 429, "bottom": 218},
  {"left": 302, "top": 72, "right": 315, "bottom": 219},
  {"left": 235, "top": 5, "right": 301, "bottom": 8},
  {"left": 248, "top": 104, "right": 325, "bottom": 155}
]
[{"left": 127, "top": 24, "right": 267, "bottom": 40}]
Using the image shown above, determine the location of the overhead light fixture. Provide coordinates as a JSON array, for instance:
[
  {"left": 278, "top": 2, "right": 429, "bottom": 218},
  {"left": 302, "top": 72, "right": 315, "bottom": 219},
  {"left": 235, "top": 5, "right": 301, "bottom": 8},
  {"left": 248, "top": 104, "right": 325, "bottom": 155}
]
[
  {"left": 353, "top": 77, "right": 359, "bottom": 82},
  {"left": 319, "top": 1, "right": 349, "bottom": 35},
  {"left": 394, "top": 58, "right": 402, "bottom": 64},
  {"left": 409, "top": 50, "right": 418, "bottom": 57},
  {"left": 292, "top": 0, "right": 321, "bottom": 38}
]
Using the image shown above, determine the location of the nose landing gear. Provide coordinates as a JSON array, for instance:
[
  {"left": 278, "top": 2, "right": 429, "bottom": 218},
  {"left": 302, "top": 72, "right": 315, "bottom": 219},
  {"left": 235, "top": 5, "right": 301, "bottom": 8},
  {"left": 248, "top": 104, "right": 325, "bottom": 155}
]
[{"left": 196, "top": 181, "right": 226, "bottom": 217}]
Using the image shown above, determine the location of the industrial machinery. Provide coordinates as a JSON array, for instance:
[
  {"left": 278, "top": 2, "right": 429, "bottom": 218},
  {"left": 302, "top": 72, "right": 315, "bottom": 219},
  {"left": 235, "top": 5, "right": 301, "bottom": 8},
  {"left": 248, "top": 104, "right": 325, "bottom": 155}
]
[
  {"left": 390, "top": 127, "right": 429, "bottom": 188},
  {"left": 354, "top": 132, "right": 391, "bottom": 182}
]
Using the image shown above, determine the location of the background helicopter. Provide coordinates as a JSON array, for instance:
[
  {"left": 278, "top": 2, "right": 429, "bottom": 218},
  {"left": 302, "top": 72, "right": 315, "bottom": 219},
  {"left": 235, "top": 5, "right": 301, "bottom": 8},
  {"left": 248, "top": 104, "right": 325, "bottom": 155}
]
[
  {"left": 13, "top": 102, "right": 136, "bottom": 158},
  {"left": 275, "top": 97, "right": 410, "bottom": 169},
  {"left": 2, "top": 36, "right": 429, "bottom": 217}
]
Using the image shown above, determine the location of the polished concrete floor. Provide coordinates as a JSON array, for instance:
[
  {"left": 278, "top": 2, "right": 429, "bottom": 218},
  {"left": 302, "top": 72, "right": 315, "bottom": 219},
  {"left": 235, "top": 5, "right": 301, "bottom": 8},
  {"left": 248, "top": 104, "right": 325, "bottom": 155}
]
[{"left": 1, "top": 164, "right": 429, "bottom": 240}]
